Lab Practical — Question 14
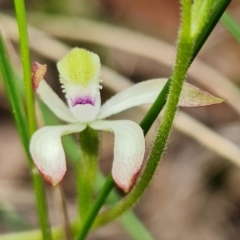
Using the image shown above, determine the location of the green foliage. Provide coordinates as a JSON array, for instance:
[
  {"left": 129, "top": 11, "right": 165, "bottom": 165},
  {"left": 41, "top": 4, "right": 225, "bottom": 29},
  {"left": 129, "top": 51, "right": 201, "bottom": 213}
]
[{"left": 0, "top": 33, "right": 30, "bottom": 158}]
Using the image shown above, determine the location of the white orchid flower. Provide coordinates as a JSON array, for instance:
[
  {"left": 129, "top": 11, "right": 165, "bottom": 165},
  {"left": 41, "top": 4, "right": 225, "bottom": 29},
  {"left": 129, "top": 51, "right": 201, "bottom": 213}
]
[{"left": 30, "top": 48, "right": 223, "bottom": 192}]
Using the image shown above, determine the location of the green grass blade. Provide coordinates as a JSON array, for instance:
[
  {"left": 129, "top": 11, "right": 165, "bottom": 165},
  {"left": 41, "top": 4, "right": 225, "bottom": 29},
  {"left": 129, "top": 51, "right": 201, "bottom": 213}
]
[
  {"left": 221, "top": 11, "right": 240, "bottom": 43},
  {"left": 0, "top": 32, "right": 52, "bottom": 240},
  {"left": 120, "top": 212, "right": 154, "bottom": 240},
  {"left": 0, "top": 201, "right": 30, "bottom": 231},
  {"left": 0, "top": 32, "right": 31, "bottom": 160},
  {"left": 13, "top": 0, "right": 37, "bottom": 135}
]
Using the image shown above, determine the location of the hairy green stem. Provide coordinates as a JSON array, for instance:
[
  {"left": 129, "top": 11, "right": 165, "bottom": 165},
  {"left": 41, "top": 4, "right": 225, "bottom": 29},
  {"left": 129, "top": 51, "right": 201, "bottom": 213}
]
[
  {"left": 192, "top": 0, "right": 232, "bottom": 61},
  {"left": 191, "top": 0, "right": 215, "bottom": 38},
  {"left": 191, "top": 0, "right": 204, "bottom": 20}
]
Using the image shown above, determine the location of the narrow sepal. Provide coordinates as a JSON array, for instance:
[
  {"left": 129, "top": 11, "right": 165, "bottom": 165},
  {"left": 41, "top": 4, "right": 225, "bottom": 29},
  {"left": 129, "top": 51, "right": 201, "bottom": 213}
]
[
  {"left": 180, "top": 83, "right": 224, "bottom": 107},
  {"left": 37, "top": 80, "right": 78, "bottom": 123}
]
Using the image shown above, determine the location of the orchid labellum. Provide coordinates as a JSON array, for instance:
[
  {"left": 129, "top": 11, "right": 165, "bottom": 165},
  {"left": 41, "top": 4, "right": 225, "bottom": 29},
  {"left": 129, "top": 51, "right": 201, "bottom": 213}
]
[{"left": 30, "top": 48, "right": 223, "bottom": 192}]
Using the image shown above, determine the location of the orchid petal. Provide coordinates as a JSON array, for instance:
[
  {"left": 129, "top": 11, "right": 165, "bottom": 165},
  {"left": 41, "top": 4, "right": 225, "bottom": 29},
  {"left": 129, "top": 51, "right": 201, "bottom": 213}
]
[
  {"left": 90, "top": 120, "right": 145, "bottom": 192},
  {"left": 37, "top": 80, "right": 78, "bottom": 123},
  {"left": 30, "top": 123, "right": 87, "bottom": 186},
  {"left": 98, "top": 78, "right": 224, "bottom": 119}
]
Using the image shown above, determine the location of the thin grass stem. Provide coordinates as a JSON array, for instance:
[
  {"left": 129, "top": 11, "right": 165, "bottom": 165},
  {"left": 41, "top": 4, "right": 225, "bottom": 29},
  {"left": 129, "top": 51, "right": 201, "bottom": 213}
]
[{"left": 13, "top": 0, "right": 36, "bottom": 135}]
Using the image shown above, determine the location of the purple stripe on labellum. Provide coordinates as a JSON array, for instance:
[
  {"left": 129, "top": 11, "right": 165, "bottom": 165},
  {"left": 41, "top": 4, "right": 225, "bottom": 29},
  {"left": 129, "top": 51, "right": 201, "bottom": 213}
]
[{"left": 71, "top": 96, "right": 95, "bottom": 106}]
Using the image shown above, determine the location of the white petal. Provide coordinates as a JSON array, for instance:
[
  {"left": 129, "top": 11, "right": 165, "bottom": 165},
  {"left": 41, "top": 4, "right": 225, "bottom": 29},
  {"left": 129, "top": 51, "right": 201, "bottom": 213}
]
[
  {"left": 30, "top": 123, "right": 86, "bottom": 186},
  {"left": 37, "top": 80, "right": 78, "bottom": 123},
  {"left": 90, "top": 120, "right": 145, "bottom": 192},
  {"left": 98, "top": 78, "right": 223, "bottom": 119},
  {"left": 98, "top": 78, "right": 167, "bottom": 119}
]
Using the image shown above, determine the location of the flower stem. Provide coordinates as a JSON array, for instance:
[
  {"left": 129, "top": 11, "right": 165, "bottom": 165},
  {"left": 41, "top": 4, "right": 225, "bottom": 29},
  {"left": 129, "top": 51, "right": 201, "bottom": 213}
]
[
  {"left": 75, "top": 176, "right": 115, "bottom": 240},
  {"left": 192, "top": 0, "right": 232, "bottom": 61},
  {"left": 77, "top": 128, "right": 99, "bottom": 220},
  {"left": 191, "top": 0, "right": 215, "bottom": 38}
]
